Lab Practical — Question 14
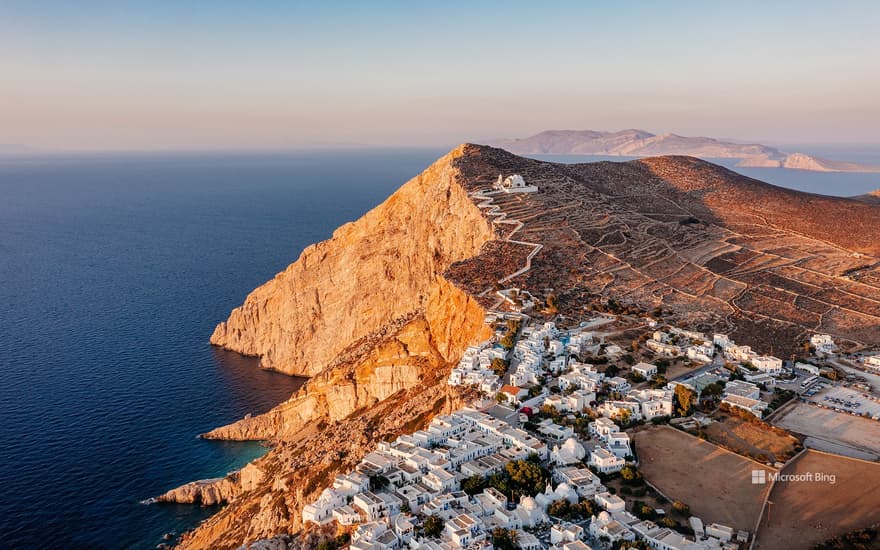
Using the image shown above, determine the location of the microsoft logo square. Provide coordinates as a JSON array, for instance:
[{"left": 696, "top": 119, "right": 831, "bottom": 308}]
[{"left": 752, "top": 470, "right": 766, "bottom": 485}]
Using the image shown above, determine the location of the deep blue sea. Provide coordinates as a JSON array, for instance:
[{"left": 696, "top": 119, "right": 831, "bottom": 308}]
[
  {"left": 0, "top": 149, "right": 444, "bottom": 549},
  {"left": 0, "top": 146, "right": 876, "bottom": 549}
]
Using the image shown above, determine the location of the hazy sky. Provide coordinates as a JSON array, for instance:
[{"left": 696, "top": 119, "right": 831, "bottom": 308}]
[{"left": 2, "top": 1, "right": 879, "bottom": 150}]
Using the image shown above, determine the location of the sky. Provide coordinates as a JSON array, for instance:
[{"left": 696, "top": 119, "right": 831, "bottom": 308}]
[{"left": 2, "top": 1, "right": 879, "bottom": 151}]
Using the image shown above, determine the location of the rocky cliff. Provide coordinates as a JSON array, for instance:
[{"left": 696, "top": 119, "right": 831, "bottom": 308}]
[
  {"left": 161, "top": 145, "right": 502, "bottom": 549},
  {"left": 209, "top": 145, "right": 496, "bottom": 377},
  {"left": 202, "top": 276, "right": 489, "bottom": 441}
]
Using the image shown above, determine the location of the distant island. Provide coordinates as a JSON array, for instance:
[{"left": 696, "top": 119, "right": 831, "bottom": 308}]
[{"left": 492, "top": 129, "right": 880, "bottom": 173}]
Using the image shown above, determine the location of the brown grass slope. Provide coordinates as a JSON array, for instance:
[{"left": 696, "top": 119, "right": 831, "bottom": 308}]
[{"left": 451, "top": 145, "right": 880, "bottom": 354}]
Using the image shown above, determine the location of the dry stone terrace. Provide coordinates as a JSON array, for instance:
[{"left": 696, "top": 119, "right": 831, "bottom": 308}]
[{"left": 448, "top": 145, "right": 880, "bottom": 357}]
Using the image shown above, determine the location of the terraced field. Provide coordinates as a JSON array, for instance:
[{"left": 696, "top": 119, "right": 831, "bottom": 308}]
[{"left": 449, "top": 145, "right": 880, "bottom": 356}]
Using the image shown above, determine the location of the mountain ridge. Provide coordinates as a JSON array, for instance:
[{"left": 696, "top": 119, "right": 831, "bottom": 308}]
[
  {"left": 167, "top": 144, "right": 880, "bottom": 549},
  {"left": 492, "top": 129, "right": 880, "bottom": 172}
]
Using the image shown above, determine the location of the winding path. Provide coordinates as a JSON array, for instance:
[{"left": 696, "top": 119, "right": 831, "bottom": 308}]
[{"left": 470, "top": 189, "right": 544, "bottom": 308}]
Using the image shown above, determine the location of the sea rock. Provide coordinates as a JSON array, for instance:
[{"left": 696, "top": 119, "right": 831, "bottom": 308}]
[{"left": 154, "top": 477, "right": 238, "bottom": 506}]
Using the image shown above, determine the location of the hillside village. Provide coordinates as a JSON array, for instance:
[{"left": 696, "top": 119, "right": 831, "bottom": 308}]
[
  {"left": 293, "top": 174, "right": 880, "bottom": 550},
  {"left": 302, "top": 299, "right": 880, "bottom": 550}
]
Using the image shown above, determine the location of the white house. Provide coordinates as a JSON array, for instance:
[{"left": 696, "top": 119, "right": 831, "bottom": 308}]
[
  {"left": 423, "top": 469, "right": 459, "bottom": 493},
  {"left": 686, "top": 343, "right": 715, "bottom": 363},
  {"left": 499, "top": 385, "right": 529, "bottom": 406},
  {"left": 810, "top": 334, "right": 836, "bottom": 355},
  {"left": 588, "top": 448, "right": 625, "bottom": 474},
  {"left": 515, "top": 531, "right": 542, "bottom": 550},
  {"left": 351, "top": 521, "right": 399, "bottom": 550},
  {"left": 302, "top": 487, "right": 345, "bottom": 525},
  {"left": 706, "top": 523, "right": 735, "bottom": 542},
  {"left": 646, "top": 339, "right": 680, "bottom": 357},
  {"left": 590, "top": 511, "right": 635, "bottom": 544},
  {"left": 606, "top": 376, "right": 631, "bottom": 394},
  {"left": 599, "top": 400, "right": 641, "bottom": 422},
  {"left": 589, "top": 417, "right": 620, "bottom": 440},
  {"left": 353, "top": 491, "right": 388, "bottom": 521},
  {"left": 550, "top": 437, "right": 586, "bottom": 466},
  {"left": 727, "top": 345, "right": 754, "bottom": 362},
  {"left": 496, "top": 174, "right": 538, "bottom": 193},
  {"left": 333, "top": 504, "right": 361, "bottom": 525},
  {"left": 629, "top": 389, "right": 673, "bottom": 420},
  {"left": 551, "top": 522, "right": 585, "bottom": 545},
  {"left": 606, "top": 432, "right": 632, "bottom": 458},
  {"left": 713, "top": 334, "right": 733, "bottom": 350},
  {"left": 751, "top": 355, "right": 783, "bottom": 375},
  {"left": 632, "top": 362, "right": 658, "bottom": 379},
  {"left": 864, "top": 355, "right": 880, "bottom": 371},
  {"left": 554, "top": 466, "right": 603, "bottom": 498},
  {"left": 595, "top": 492, "right": 626, "bottom": 512}
]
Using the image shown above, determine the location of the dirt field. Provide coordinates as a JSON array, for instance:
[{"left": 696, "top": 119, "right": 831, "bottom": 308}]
[
  {"left": 773, "top": 402, "right": 880, "bottom": 461},
  {"left": 753, "top": 450, "right": 880, "bottom": 550},
  {"left": 703, "top": 414, "right": 800, "bottom": 464},
  {"left": 635, "top": 425, "right": 774, "bottom": 531}
]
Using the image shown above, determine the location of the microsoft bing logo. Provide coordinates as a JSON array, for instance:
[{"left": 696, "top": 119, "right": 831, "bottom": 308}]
[{"left": 751, "top": 470, "right": 766, "bottom": 484}]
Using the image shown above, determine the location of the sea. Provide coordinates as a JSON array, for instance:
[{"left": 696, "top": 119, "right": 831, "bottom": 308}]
[
  {"left": 0, "top": 146, "right": 877, "bottom": 549},
  {"left": 527, "top": 143, "right": 880, "bottom": 197},
  {"left": 0, "top": 149, "right": 445, "bottom": 549}
]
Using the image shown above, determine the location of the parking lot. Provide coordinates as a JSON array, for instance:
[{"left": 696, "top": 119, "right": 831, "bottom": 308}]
[{"left": 806, "top": 384, "right": 880, "bottom": 420}]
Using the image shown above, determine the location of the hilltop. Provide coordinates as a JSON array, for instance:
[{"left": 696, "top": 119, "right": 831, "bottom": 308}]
[
  {"left": 856, "top": 189, "right": 880, "bottom": 204},
  {"left": 167, "top": 145, "right": 880, "bottom": 549},
  {"left": 492, "top": 129, "right": 880, "bottom": 173}
]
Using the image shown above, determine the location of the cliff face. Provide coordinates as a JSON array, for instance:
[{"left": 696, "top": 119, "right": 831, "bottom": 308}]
[
  {"left": 202, "top": 276, "right": 490, "bottom": 441},
  {"left": 209, "top": 145, "right": 496, "bottom": 376},
  {"left": 164, "top": 145, "right": 501, "bottom": 550}
]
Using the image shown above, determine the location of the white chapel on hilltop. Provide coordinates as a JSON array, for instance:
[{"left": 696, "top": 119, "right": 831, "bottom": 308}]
[{"left": 496, "top": 173, "right": 538, "bottom": 193}]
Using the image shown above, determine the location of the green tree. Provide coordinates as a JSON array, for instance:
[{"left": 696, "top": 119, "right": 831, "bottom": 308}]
[
  {"left": 620, "top": 465, "right": 643, "bottom": 484},
  {"left": 660, "top": 517, "right": 678, "bottom": 528},
  {"left": 491, "top": 528, "right": 517, "bottom": 550},
  {"left": 369, "top": 474, "right": 389, "bottom": 491},
  {"left": 461, "top": 475, "right": 487, "bottom": 495},
  {"left": 674, "top": 384, "right": 696, "bottom": 417},
  {"left": 702, "top": 382, "right": 725, "bottom": 398},
  {"left": 423, "top": 515, "right": 444, "bottom": 538},
  {"left": 500, "top": 332, "right": 516, "bottom": 349},
  {"left": 505, "top": 459, "right": 547, "bottom": 497},
  {"left": 491, "top": 357, "right": 509, "bottom": 377}
]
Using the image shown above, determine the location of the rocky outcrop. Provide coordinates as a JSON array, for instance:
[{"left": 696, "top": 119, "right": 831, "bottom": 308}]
[
  {"left": 209, "top": 145, "right": 496, "bottom": 377},
  {"left": 202, "top": 275, "right": 490, "bottom": 442},
  {"left": 155, "top": 464, "right": 265, "bottom": 506},
  {"left": 782, "top": 153, "right": 880, "bottom": 172}
]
